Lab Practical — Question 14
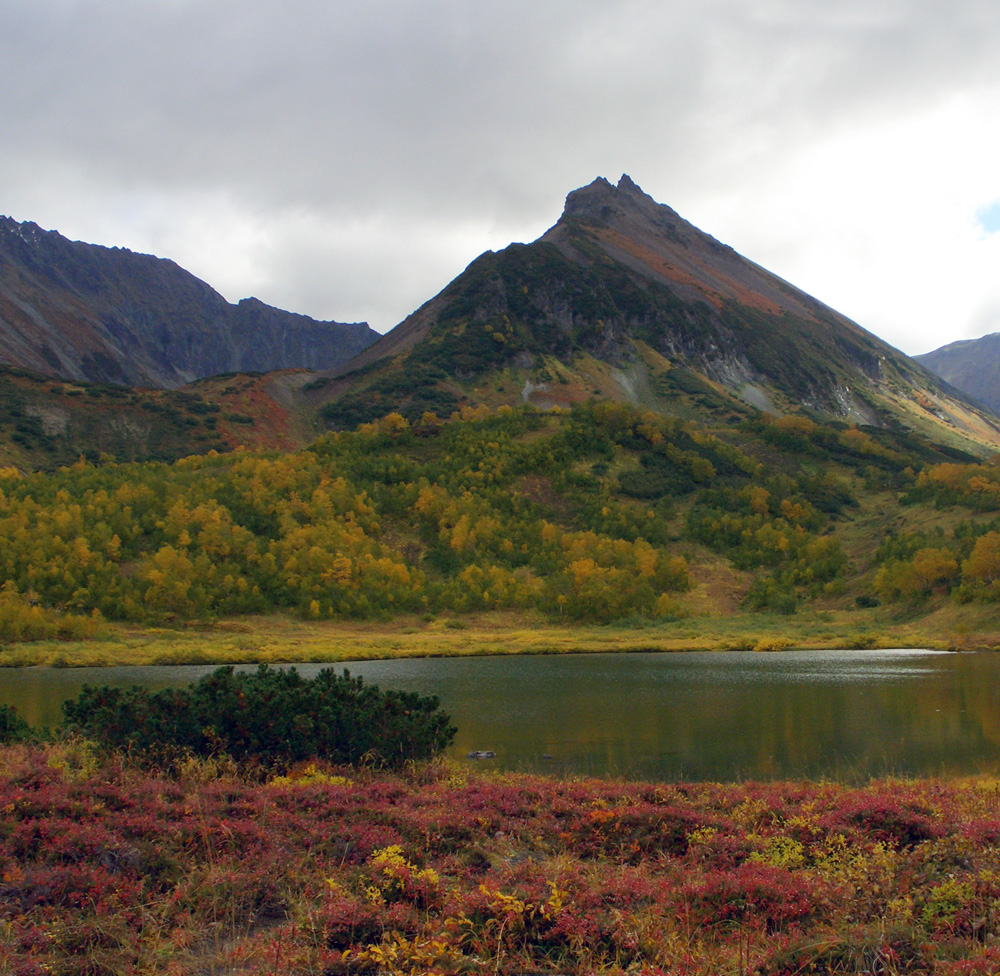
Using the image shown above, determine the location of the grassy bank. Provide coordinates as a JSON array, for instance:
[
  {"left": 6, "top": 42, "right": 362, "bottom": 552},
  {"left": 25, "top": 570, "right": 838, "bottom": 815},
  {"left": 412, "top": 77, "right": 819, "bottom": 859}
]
[
  {"left": 4, "top": 604, "right": 1000, "bottom": 668},
  {"left": 4, "top": 743, "right": 1000, "bottom": 974}
]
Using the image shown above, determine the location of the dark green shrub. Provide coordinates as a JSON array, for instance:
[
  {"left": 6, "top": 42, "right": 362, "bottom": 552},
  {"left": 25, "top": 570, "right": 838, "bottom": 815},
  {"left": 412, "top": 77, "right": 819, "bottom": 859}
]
[
  {"left": 61, "top": 665, "right": 456, "bottom": 769},
  {"left": 0, "top": 704, "right": 32, "bottom": 744},
  {"left": 743, "top": 576, "right": 798, "bottom": 615}
]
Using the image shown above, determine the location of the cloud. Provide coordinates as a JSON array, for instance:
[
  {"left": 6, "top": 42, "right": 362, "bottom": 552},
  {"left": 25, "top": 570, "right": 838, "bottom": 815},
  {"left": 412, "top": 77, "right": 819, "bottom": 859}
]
[{"left": 1, "top": 0, "right": 999, "bottom": 351}]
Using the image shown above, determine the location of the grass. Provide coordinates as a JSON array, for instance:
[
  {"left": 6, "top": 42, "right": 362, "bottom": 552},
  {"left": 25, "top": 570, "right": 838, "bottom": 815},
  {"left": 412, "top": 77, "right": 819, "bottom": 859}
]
[{"left": 5, "top": 604, "right": 1000, "bottom": 669}]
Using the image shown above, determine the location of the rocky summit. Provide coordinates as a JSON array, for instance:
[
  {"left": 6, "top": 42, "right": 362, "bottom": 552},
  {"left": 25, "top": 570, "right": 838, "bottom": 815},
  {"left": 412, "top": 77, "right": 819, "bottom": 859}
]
[{"left": 0, "top": 217, "right": 378, "bottom": 388}]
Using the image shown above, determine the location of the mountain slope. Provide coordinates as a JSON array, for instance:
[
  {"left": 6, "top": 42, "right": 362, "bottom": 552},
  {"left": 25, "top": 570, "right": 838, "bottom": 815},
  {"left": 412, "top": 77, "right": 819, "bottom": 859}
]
[
  {"left": 0, "top": 363, "right": 321, "bottom": 471},
  {"left": 916, "top": 333, "right": 1000, "bottom": 415},
  {"left": 316, "top": 175, "right": 1000, "bottom": 452},
  {"left": 0, "top": 217, "right": 379, "bottom": 388}
]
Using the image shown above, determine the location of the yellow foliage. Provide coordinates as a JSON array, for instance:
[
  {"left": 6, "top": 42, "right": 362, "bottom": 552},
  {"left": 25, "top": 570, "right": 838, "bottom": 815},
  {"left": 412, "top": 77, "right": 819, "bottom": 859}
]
[
  {"left": 750, "top": 835, "right": 806, "bottom": 869},
  {"left": 963, "top": 531, "right": 1000, "bottom": 584},
  {"left": 748, "top": 485, "right": 771, "bottom": 515},
  {"left": 267, "top": 763, "right": 352, "bottom": 788},
  {"left": 773, "top": 414, "right": 817, "bottom": 437}
]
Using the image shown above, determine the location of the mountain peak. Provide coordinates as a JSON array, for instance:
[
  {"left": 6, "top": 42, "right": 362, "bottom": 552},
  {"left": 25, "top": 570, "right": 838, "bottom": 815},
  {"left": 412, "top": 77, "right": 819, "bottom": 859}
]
[
  {"left": 0, "top": 216, "right": 52, "bottom": 248},
  {"left": 560, "top": 174, "right": 680, "bottom": 232},
  {"left": 616, "top": 173, "right": 642, "bottom": 193}
]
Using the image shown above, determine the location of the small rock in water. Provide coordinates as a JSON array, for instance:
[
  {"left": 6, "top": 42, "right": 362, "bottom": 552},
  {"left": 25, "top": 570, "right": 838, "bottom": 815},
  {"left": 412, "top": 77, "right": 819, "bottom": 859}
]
[{"left": 466, "top": 750, "right": 497, "bottom": 760}]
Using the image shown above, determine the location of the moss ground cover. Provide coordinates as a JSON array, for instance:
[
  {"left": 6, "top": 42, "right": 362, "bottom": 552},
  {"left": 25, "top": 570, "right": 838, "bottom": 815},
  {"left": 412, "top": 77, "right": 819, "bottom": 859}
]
[{"left": 4, "top": 745, "right": 1000, "bottom": 974}]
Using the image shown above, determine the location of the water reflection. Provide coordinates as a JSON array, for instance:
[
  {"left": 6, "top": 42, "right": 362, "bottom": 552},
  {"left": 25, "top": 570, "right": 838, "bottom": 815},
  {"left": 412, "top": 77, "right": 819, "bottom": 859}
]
[{"left": 2, "top": 649, "right": 998, "bottom": 781}]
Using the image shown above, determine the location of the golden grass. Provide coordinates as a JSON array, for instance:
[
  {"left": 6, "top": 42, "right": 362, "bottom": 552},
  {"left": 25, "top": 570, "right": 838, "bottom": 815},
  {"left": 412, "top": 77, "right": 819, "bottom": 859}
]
[{"left": 4, "top": 602, "right": 1000, "bottom": 669}]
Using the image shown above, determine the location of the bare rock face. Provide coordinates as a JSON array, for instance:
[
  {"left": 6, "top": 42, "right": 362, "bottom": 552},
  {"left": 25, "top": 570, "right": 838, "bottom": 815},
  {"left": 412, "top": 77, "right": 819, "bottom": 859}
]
[{"left": 0, "top": 218, "right": 378, "bottom": 388}]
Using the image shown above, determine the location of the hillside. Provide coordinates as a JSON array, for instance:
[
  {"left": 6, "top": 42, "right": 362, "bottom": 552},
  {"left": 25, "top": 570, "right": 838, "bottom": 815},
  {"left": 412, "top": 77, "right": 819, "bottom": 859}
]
[
  {"left": 0, "top": 364, "right": 315, "bottom": 470},
  {"left": 916, "top": 332, "right": 1000, "bottom": 415},
  {"left": 7, "top": 400, "right": 1000, "bottom": 659},
  {"left": 6, "top": 178, "right": 1000, "bottom": 651},
  {"left": 0, "top": 216, "right": 378, "bottom": 388},
  {"left": 312, "top": 175, "right": 1000, "bottom": 455}
]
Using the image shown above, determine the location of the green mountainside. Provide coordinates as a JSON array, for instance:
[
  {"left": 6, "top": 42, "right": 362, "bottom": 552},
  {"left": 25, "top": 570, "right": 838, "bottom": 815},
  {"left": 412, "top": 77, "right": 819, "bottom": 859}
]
[{"left": 6, "top": 400, "right": 1000, "bottom": 655}]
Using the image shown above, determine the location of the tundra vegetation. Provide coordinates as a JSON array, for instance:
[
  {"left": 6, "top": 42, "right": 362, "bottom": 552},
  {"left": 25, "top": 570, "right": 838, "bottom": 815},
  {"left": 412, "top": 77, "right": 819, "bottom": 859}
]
[
  {"left": 6, "top": 405, "right": 1000, "bottom": 972},
  {"left": 3, "top": 739, "right": 1000, "bottom": 975}
]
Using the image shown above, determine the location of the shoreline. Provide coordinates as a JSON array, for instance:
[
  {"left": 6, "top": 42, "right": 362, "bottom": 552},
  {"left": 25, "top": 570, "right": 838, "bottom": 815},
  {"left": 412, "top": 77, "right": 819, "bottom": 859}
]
[{"left": 1, "top": 606, "right": 998, "bottom": 668}]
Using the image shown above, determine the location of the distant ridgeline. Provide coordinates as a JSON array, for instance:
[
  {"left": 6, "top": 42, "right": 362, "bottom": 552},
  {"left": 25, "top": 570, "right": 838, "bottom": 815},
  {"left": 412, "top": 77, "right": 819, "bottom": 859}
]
[
  {"left": 917, "top": 332, "right": 1000, "bottom": 416},
  {"left": 0, "top": 216, "right": 378, "bottom": 388},
  {"left": 1, "top": 402, "right": 1000, "bottom": 641}
]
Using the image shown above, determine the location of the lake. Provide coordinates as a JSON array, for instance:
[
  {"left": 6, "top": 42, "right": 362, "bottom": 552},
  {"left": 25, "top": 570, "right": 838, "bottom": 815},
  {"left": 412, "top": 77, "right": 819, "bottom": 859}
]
[{"left": 3, "top": 648, "right": 999, "bottom": 781}]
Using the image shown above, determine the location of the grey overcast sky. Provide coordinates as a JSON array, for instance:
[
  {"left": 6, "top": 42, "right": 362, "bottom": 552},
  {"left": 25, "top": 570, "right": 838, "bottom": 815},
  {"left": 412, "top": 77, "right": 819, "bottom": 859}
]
[{"left": 2, "top": 0, "right": 999, "bottom": 355}]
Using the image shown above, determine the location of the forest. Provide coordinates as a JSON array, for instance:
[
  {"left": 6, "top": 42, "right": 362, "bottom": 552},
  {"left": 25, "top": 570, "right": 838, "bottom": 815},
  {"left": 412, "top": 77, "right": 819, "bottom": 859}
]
[{"left": 0, "top": 400, "right": 999, "bottom": 647}]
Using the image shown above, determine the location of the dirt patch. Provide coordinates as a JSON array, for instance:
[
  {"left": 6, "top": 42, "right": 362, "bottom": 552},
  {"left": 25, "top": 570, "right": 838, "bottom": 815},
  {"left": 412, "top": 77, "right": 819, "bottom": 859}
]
[{"left": 683, "top": 558, "right": 748, "bottom": 615}]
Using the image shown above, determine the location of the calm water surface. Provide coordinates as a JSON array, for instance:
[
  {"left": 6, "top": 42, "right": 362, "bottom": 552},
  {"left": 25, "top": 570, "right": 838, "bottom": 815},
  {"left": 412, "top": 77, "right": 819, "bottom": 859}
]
[{"left": 3, "top": 649, "right": 999, "bottom": 781}]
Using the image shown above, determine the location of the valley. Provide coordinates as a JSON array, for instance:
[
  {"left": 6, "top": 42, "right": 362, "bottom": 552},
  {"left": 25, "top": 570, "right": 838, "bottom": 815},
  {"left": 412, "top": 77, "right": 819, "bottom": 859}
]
[
  {"left": 4, "top": 179, "right": 1000, "bottom": 659},
  {"left": 5, "top": 176, "right": 1000, "bottom": 976}
]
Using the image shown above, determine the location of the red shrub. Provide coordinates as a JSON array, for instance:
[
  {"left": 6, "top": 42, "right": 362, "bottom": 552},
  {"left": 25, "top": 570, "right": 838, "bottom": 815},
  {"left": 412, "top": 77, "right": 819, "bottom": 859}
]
[
  {"left": 827, "top": 793, "right": 945, "bottom": 848},
  {"left": 681, "top": 863, "right": 817, "bottom": 930}
]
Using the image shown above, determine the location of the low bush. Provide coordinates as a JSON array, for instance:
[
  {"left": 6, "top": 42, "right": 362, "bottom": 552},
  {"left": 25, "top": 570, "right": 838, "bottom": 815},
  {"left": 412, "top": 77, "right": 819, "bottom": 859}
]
[
  {"left": 61, "top": 664, "right": 456, "bottom": 769},
  {"left": 0, "top": 703, "right": 32, "bottom": 744},
  {"left": 4, "top": 758, "right": 1000, "bottom": 975}
]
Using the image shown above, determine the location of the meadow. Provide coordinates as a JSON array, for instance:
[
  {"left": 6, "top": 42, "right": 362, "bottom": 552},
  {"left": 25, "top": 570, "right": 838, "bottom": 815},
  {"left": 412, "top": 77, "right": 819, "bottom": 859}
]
[
  {"left": 4, "top": 743, "right": 1000, "bottom": 975},
  {"left": 5, "top": 600, "right": 1000, "bottom": 670}
]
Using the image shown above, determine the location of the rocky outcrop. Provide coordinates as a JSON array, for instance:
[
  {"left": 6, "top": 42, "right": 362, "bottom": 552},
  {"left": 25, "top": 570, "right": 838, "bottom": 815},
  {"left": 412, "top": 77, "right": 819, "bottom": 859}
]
[{"left": 0, "top": 218, "right": 378, "bottom": 388}]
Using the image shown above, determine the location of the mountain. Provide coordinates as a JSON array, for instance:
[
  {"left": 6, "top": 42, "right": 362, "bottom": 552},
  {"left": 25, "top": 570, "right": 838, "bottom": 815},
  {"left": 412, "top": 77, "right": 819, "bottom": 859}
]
[
  {"left": 11, "top": 178, "right": 1000, "bottom": 649},
  {"left": 916, "top": 334, "right": 1000, "bottom": 416},
  {"left": 0, "top": 217, "right": 379, "bottom": 388},
  {"left": 315, "top": 175, "right": 1000, "bottom": 452}
]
